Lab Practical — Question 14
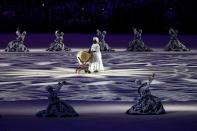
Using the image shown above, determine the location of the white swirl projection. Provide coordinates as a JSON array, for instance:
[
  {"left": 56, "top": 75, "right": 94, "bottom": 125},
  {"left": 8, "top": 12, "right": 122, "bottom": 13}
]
[{"left": 0, "top": 51, "right": 197, "bottom": 102}]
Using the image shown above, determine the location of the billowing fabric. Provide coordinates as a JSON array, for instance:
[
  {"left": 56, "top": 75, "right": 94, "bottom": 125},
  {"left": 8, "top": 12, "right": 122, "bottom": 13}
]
[
  {"left": 47, "top": 31, "right": 71, "bottom": 52},
  {"left": 36, "top": 81, "right": 79, "bottom": 117},
  {"left": 127, "top": 28, "right": 151, "bottom": 52},
  {"left": 5, "top": 30, "right": 29, "bottom": 52},
  {"left": 165, "top": 28, "right": 190, "bottom": 51},
  {"left": 96, "top": 29, "right": 114, "bottom": 51},
  {"left": 126, "top": 75, "right": 165, "bottom": 115}
]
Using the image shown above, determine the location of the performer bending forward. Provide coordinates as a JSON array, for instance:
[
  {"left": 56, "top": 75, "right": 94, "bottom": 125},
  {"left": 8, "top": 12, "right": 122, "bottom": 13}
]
[{"left": 89, "top": 37, "right": 104, "bottom": 73}]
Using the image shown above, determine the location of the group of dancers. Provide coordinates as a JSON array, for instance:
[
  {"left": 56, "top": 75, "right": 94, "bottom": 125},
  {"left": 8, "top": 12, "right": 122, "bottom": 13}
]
[
  {"left": 42, "top": 40, "right": 165, "bottom": 117},
  {"left": 35, "top": 73, "right": 165, "bottom": 118},
  {"left": 0, "top": 28, "right": 171, "bottom": 118},
  {"left": 3, "top": 28, "right": 190, "bottom": 52},
  {"left": 4, "top": 28, "right": 71, "bottom": 52},
  {"left": 0, "top": 27, "right": 189, "bottom": 117},
  {"left": 0, "top": 72, "right": 165, "bottom": 118},
  {"left": 127, "top": 28, "right": 190, "bottom": 51}
]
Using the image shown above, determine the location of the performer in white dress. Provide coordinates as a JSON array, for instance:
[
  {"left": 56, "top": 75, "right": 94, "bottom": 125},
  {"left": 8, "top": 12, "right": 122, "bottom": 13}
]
[{"left": 88, "top": 37, "right": 104, "bottom": 73}]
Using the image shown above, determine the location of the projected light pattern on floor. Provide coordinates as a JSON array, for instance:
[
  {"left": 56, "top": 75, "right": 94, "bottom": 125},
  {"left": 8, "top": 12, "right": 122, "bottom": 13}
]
[{"left": 0, "top": 50, "right": 197, "bottom": 102}]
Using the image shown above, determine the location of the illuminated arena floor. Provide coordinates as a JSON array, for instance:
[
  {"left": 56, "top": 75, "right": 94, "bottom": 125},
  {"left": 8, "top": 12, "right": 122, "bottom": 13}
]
[
  {"left": 1, "top": 49, "right": 197, "bottom": 131},
  {"left": 0, "top": 49, "right": 197, "bottom": 102}
]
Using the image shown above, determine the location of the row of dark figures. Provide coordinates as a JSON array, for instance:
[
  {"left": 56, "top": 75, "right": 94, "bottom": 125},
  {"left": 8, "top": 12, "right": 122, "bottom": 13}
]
[
  {"left": 4, "top": 28, "right": 190, "bottom": 52},
  {"left": 127, "top": 28, "right": 190, "bottom": 52},
  {"left": 0, "top": 74, "right": 165, "bottom": 118}
]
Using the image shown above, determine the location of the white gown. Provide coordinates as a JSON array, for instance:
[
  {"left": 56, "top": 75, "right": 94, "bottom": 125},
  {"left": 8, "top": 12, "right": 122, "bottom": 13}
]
[{"left": 88, "top": 43, "right": 104, "bottom": 72}]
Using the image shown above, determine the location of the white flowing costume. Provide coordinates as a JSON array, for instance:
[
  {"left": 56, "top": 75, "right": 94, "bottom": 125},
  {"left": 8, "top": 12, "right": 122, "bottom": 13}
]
[{"left": 89, "top": 42, "right": 104, "bottom": 72}]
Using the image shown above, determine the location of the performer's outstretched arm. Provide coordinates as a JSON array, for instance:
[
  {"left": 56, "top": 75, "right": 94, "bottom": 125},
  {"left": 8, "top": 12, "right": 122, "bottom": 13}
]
[
  {"left": 56, "top": 81, "right": 66, "bottom": 93},
  {"left": 148, "top": 73, "right": 155, "bottom": 85}
]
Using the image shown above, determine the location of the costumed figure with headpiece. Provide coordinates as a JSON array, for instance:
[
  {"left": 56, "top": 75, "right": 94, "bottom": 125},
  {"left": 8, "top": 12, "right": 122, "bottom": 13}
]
[
  {"left": 126, "top": 73, "right": 165, "bottom": 115},
  {"left": 88, "top": 37, "right": 104, "bottom": 73},
  {"left": 5, "top": 28, "right": 29, "bottom": 52},
  {"left": 46, "top": 30, "right": 71, "bottom": 52},
  {"left": 127, "top": 28, "right": 152, "bottom": 51},
  {"left": 36, "top": 81, "right": 79, "bottom": 117},
  {"left": 165, "top": 28, "right": 190, "bottom": 51}
]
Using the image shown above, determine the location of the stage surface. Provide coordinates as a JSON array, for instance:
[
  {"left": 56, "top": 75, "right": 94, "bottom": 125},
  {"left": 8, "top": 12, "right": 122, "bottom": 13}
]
[
  {"left": 0, "top": 49, "right": 197, "bottom": 102},
  {"left": 1, "top": 49, "right": 197, "bottom": 131}
]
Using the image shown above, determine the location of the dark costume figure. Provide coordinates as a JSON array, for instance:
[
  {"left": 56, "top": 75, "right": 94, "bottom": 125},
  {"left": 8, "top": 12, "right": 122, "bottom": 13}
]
[
  {"left": 127, "top": 28, "right": 151, "bottom": 51},
  {"left": 36, "top": 81, "right": 79, "bottom": 117},
  {"left": 96, "top": 29, "right": 114, "bottom": 52},
  {"left": 5, "top": 28, "right": 29, "bottom": 52},
  {"left": 126, "top": 74, "right": 165, "bottom": 115},
  {"left": 46, "top": 30, "right": 71, "bottom": 52},
  {"left": 165, "top": 28, "right": 190, "bottom": 51}
]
